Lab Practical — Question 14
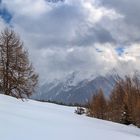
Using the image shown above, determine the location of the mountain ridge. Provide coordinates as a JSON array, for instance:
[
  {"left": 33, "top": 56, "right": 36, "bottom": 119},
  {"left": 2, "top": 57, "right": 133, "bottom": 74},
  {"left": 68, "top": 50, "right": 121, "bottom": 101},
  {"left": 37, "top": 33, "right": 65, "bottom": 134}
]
[{"left": 32, "top": 72, "right": 117, "bottom": 105}]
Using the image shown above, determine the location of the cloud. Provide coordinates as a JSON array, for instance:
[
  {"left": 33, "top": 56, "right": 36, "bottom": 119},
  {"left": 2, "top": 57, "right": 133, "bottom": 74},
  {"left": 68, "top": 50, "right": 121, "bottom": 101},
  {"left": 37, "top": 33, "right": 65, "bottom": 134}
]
[
  {"left": 3, "top": 0, "right": 121, "bottom": 48},
  {"left": 0, "top": 16, "right": 8, "bottom": 30},
  {"left": 3, "top": 0, "right": 49, "bottom": 17},
  {"left": 33, "top": 44, "right": 119, "bottom": 81},
  {"left": 0, "top": 0, "right": 139, "bottom": 82},
  {"left": 99, "top": 0, "right": 140, "bottom": 44}
]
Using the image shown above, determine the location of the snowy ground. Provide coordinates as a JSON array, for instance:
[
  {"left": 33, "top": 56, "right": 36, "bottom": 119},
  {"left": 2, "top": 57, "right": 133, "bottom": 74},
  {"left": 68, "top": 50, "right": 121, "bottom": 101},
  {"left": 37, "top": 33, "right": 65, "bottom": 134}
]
[{"left": 0, "top": 95, "right": 140, "bottom": 140}]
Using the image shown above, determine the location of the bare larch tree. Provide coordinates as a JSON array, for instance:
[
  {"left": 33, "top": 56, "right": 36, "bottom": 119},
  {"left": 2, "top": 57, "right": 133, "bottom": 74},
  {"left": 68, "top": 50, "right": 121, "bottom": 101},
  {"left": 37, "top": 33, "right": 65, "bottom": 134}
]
[{"left": 0, "top": 28, "right": 38, "bottom": 99}]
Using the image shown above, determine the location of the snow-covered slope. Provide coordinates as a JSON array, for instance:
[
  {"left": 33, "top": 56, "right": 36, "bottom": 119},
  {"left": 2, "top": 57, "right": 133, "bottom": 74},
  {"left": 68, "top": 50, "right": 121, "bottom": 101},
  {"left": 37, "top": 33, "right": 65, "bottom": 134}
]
[
  {"left": 36, "top": 73, "right": 116, "bottom": 105},
  {"left": 0, "top": 94, "right": 140, "bottom": 140}
]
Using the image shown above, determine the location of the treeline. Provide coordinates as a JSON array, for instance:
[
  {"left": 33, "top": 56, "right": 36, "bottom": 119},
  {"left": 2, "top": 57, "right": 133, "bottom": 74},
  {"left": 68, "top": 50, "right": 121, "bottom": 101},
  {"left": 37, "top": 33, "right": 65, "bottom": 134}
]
[{"left": 87, "top": 75, "right": 140, "bottom": 127}]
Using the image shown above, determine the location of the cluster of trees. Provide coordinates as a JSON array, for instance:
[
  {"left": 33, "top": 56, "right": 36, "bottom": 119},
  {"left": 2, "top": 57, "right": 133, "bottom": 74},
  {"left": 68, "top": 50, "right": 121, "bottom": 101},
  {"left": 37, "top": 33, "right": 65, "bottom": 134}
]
[
  {"left": 0, "top": 28, "right": 38, "bottom": 99},
  {"left": 87, "top": 75, "right": 140, "bottom": 127}
]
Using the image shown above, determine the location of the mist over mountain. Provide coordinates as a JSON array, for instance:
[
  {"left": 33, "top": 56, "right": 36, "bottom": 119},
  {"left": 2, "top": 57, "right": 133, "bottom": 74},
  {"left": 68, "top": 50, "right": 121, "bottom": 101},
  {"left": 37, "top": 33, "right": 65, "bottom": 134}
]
[{"left": 32, "top": 72, "right": 116, "bottom": 105}]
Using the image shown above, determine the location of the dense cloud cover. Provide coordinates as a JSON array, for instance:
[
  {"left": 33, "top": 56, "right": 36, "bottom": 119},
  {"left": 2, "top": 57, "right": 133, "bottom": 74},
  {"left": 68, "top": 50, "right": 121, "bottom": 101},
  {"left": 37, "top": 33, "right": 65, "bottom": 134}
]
[{"left": 0, "top": 0, "right": 140, "bottom": 82}]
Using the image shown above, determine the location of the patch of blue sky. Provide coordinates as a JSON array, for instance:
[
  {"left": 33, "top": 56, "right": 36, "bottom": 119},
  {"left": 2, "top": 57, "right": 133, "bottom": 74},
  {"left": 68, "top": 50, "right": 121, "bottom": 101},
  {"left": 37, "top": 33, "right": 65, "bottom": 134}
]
[
  {"left": 116, "top": 47, "right": 125, "bottom": 56},
  {"left": 0, "top": 4, "right": 12, "bottom": 24}
]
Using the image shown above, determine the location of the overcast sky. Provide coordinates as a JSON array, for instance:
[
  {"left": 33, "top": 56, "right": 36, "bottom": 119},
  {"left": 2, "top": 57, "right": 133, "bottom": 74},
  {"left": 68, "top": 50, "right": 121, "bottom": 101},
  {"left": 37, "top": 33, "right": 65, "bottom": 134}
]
[{"left": 0, "top": 0, "right": 140, "bottom": 82}]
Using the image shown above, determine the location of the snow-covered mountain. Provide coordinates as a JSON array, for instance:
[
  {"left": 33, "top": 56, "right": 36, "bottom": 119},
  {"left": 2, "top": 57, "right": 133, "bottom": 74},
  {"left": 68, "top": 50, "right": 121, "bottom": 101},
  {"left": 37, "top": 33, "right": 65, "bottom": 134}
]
[{"left": 33, "top": 72, "right": 116, "bottom": 105}]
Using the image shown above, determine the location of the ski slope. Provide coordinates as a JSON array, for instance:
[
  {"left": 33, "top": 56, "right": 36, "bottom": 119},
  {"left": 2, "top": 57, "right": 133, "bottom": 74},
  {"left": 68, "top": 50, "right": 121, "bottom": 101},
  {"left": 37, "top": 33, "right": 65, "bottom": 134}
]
[{"left": 0, "top": 95, "right": 140, "bottom": 140}]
